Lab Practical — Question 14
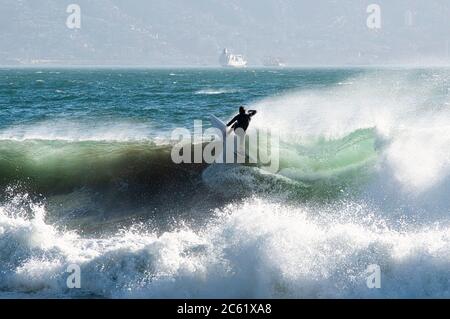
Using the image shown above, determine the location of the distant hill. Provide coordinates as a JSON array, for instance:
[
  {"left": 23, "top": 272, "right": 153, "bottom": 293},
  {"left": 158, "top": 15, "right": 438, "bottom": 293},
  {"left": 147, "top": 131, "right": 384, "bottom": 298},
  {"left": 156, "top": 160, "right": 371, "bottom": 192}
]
[{"left": 1, "top": 0, "right": 450, "bottom": 66}]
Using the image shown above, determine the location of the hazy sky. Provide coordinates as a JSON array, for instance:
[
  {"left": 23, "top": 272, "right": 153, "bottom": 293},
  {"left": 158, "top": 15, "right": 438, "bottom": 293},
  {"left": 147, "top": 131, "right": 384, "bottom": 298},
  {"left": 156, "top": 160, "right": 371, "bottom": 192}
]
[{"left": 1, "top": 0, "right": 450, "bottom": 66}]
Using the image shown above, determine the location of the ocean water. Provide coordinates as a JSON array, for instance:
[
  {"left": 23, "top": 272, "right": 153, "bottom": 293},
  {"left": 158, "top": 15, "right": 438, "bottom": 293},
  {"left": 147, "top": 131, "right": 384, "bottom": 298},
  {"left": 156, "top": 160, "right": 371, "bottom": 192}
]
[{"left": 0, "top": 67, "right": 449, "bottom": 298}]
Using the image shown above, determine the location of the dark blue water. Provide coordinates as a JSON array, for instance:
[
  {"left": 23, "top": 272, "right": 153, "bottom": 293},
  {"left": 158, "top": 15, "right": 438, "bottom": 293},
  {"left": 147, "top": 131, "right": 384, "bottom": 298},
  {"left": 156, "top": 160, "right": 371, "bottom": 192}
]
[{"left": 0, "top": 68, "right": 362, "bottom": 132}]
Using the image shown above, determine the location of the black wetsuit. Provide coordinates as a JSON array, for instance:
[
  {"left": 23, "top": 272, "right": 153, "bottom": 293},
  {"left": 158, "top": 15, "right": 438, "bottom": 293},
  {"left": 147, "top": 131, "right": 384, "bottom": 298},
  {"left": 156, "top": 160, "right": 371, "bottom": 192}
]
[{"left": 227, "top": 110, "right": 257, "bottom": 132}]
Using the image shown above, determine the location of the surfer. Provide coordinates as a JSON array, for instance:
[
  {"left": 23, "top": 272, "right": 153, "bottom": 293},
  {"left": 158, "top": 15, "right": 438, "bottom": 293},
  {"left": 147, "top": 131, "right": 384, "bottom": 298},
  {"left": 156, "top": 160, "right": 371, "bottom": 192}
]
[{"left": 226, "top": 106, "right": 257, "bottom": 134}]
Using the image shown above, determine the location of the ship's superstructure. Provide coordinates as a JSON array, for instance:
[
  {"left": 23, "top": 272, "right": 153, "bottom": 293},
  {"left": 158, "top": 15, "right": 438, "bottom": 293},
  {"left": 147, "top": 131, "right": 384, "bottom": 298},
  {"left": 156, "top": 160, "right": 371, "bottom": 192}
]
[{"left": 219, "top": 48, "right": 247, "bottom": 68}]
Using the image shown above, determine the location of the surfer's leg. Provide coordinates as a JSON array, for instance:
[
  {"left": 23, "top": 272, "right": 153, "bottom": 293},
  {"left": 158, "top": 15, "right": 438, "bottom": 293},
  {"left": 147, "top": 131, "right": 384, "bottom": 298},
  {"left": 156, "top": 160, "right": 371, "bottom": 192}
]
[{"left": 227, "top": 123, "right": 237, "bottom": 135}]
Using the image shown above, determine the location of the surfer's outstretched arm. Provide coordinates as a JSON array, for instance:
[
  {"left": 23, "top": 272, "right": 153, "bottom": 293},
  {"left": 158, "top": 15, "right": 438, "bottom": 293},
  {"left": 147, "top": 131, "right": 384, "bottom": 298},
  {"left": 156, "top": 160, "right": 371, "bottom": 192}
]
[
  {"left": 227, "top": 115, "right": 238, "bottom": 127},
  {"left": 248, "top": 110, "right": 257, "bottom": 117}
]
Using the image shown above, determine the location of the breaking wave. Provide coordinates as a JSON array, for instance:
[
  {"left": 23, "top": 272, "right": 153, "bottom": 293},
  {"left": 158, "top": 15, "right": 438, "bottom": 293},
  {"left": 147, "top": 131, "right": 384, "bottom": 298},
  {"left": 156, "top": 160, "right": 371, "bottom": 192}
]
[
  {"left": 1, "top": 70, "right": 449, "bottom": 298},
  {"left": 195, "top": 88, "right": 242, "bottom": 95},
  {"left": 0, "top": 196, "right": 449, "bottom": 298}
]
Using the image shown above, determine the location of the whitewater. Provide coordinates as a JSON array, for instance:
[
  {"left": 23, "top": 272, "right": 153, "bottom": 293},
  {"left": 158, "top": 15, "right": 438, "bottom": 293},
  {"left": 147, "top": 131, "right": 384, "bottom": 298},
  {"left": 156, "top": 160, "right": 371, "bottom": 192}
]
[{"left": 0, "top": 68, "right": 449, "bottom": 298}]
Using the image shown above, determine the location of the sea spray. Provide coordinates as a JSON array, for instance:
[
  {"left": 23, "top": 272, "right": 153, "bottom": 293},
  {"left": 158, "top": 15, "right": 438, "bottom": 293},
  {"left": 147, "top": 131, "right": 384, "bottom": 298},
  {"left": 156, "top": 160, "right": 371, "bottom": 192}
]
[{"left": 0, "top": 196, "right": 449, "bottom": 298}]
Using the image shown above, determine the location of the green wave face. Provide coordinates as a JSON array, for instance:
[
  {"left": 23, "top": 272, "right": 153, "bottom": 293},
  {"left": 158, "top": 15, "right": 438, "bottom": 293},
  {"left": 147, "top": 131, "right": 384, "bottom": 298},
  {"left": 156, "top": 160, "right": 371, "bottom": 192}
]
[
  {"left": 244, "top": 128, "right": 379, "bottom": 199},
  {"left": 278, "top": 128, "right": 377, "bottom": 177},
  {"left": 279, "top": 129, "right": 377, "bottom": 197},
  {"left": 203, "top": 128, "right": 380, "bottom": 201},
  {"left": 0, "top": 127, "right": 379, "bottom": 206},
  {"left": 0, "top": 140, "right": 174, "bottom": 193}
]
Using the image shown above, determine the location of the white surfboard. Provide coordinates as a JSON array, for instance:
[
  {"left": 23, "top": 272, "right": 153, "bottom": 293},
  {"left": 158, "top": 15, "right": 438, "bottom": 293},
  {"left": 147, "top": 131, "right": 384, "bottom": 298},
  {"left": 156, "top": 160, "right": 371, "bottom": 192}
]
[
  {"left": 209, "top": 114, "right": 257, "bottom": 164},
  {"left": 209, "top": 114, "right": 228, "bottom": 136}
]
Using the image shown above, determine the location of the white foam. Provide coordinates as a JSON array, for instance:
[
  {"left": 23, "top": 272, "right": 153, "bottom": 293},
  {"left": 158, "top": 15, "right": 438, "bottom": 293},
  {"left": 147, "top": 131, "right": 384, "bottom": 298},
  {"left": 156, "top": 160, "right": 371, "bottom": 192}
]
[
  {"left": 0, "top": 197, "right": 448, "bottom": 298},
  {"left": 383, "top": 116, "right": 450, "bottom": 191},
  {"left": 0, "top": 120, "right": 155, "bottom": 142},
  {"left": 195, "top": 88, "right": 241, "bottom": 95}
]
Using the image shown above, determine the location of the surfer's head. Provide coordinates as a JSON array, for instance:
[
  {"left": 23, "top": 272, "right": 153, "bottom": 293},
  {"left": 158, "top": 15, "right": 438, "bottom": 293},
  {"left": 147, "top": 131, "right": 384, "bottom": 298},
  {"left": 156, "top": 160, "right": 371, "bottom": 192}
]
[{"left": 239, "top": 106, "right": 245, "bottom": 114}]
